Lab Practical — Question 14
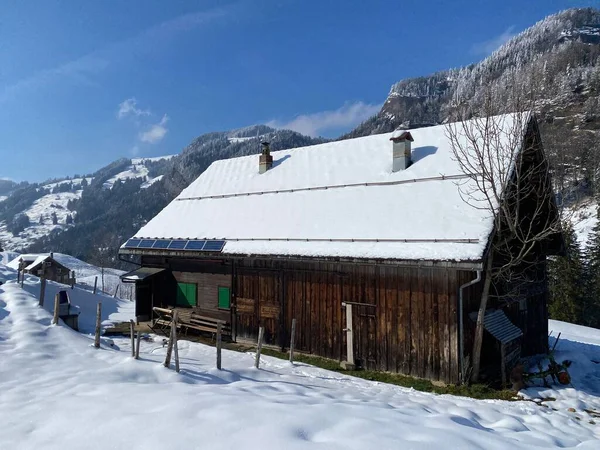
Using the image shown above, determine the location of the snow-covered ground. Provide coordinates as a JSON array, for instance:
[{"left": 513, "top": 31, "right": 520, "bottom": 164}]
[
  {"left": 3, "top": 252, "right": 135, "bottom": 301},
  {"left": 0, "top": 265, "right": 598, "bottom": 449},
  {"left": 42, "top": 177, "right": 92, "bottom": 191},
  {"left": 0, "top": 190, "right": 81, "bottom": 250},
  {"left": 0, "top": 195, "right": 7, "bottom": 203},
  {"left": 103, "top": 155, "right": 174, "bottom": 190},
  {"left": 570, "top": 199, "right": 597, "bottom": 249},
  {"left": 0, "top": 251, "right": 19, "bottom": 265}
]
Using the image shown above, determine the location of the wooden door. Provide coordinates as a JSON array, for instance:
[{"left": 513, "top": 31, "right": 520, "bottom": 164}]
[{"left": 352, "top": 303, "right": 377, "bottom": 370}]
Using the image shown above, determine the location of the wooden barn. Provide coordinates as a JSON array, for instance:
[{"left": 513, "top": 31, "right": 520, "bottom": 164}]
[
  {"left": 7, "top": 253, "right": 73, "bottom": 285},
  {"left": 119, "top": 113, "right": 562, "bottom": 384}
]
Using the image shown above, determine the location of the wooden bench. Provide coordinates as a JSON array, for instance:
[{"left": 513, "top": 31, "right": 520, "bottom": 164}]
[{"left": 181, "top": 313, "right": 231, "bottom": 340}]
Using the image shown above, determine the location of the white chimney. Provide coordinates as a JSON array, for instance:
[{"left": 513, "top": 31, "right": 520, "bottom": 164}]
[{"left": 390, "top": 130, "right": 414, "bottom": 172}]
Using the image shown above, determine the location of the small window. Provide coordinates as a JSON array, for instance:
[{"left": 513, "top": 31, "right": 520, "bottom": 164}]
[
  {"left": 218, "top": 286, "right": 230, "bottom": 310},
  {"left": 176, "top": 282, "right": 197, "bottom": 307}
]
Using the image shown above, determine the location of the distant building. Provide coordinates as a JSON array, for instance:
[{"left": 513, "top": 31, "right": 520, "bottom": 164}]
[
  {"left": 119, "top": 113, "right": 562, "bottom": 384},
  {"left": 7, "top": 253, "right": 73, "bottom": 285}
]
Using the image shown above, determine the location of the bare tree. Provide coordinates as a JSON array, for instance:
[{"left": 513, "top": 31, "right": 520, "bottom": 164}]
[{"left": 445, "top": 91, "right": 564, "bottom": 382}]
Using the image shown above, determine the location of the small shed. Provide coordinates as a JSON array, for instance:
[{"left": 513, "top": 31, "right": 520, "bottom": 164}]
[{"left": 7, "top": 253, "right": 74, "bottom": 285}]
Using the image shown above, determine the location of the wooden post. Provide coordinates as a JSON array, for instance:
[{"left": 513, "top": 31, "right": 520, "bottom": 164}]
[
  {"left": 216, "top": 322, "right": 222, "bottom": 370},
  {"left": 130, "top": 320, "right": 135, "bottom": 357},
  {"left": 70, "top": 271, "right": 75, "bottom": 289},
  {"left": 289, "top": 318, "right": 296, "bottom": 363},
  {"left": 501, "top": 344, "right": 506, "bottom": 387},
  {"left": 255, "top": 326, "right": 264, "bottom": 369},
  {"left": 101, "top": 267, "right": 104, "bottom": 293},
  {"left": 164, "top": 321, "right": 174, "bottom": 368},
  {"left": 342, "top": 303, "right": 355, "bottom": 369},
  {"left": 93, "top": 276, "right": 98, "bottom": 295},
  {"left": 94, "top": 302, "right": 102, "bottom": 348},
  {"left": 135, "top": 329, "right": 141, "bottom": 359},
  {"left": 52, "top": 293, "right": 60, "bottom": 325},
  {"left": 173, "top": 311, "right": 180, "bottom": 373},
  {"left": 113, "top": 284, "right": 120, "bottom": 298},
  {"left": 38, "top": 276, "right": 47, "bottom": 307}
]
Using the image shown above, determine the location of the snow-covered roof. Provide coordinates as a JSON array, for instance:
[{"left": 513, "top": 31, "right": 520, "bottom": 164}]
[
  {"left": 6, "top": 253, "right": 70, "bottom": 271},
  {"left": 127, "top": 114, "right": 528, "bottom": 262}
]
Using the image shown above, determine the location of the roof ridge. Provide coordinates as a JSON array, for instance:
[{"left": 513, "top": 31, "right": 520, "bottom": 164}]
[{"left": 176, "top": 173, "right": 474, "bottom": 202}]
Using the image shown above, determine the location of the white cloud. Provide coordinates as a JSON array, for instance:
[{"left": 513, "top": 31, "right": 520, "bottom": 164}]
[
  {"left": 139, "top": 114, "right": 169, "bottom": 144},
  {"left": 268, "top": 101, "right": 380, "bottom": 137},
  {"left": 0, "top": 6, "right": 235, "bottom": 104},
  {"left": 117, "top": 98, "right": 151, "bottom": 119},
  {"left": 471, "top": 26, "right": 518, "bottom": 55}
]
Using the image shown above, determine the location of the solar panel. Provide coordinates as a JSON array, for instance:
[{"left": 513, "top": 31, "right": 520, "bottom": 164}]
[
  {"left": 168, "top": 240, "right": 187, "bottom": 250},
  {"left": 124, "top": 239, "right": 141, "bottom": 248},
  {"left": 153, "top": 239, "right": 171, "bottom": 249},
  {"left": 203, "top": 240, "right": 226, "bottom": 252},
  {"left": 185, "top": 240, "right": 206, "bottom": 250},
  {"left": 138, "top": 239, "right": 156, "bottom": 249}
]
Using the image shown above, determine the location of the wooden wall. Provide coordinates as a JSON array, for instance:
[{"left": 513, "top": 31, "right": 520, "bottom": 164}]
[{"left": 233, "top": 259, "right": 475, "bottom": 384}]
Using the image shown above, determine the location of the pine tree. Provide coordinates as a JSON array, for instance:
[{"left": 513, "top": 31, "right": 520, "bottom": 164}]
[
  {"left": 548, "top": 222, "right": 585, "bottom": 324},
  {"left": 51, "top": 212, "right": 58, "bottom": 225},
  {"left": 583, "top": 203, "right": 600, "bottom": 328}
]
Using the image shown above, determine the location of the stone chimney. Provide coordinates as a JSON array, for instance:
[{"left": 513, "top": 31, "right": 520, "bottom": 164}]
[
  {"left": 259, "top": 141, "right": 273, "bottom": 174},
  {"left": 390, "top": 130, "right": 414, "bottom": 172}
]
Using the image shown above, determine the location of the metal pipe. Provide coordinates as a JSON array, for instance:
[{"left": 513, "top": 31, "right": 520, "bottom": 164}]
[{"left": 458, "top": 270, "right": 482, "bottom": 384}]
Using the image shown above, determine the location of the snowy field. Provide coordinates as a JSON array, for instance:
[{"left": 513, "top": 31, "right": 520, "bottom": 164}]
[
  {"left": 0, "top": 265, "right": 599, "bottom": 449},
  {"left": 103, "top": 155, "right": 174, "bottom": 190},
  {"left": 0, "top": 190, "right": 82, "bottom": 250},
  {"left": 2, "top": 252, "right": 135, "bottom": 301}
]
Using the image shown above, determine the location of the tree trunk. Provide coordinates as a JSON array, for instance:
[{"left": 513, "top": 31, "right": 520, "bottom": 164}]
[{"left": 471, "top": 252, "right": 494, "bottom": 383}]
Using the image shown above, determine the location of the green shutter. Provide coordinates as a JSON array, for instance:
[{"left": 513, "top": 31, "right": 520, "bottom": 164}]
[
  {"left": 176, "top": 282, "right": 196, "bottom": 307},
  {"left": 218, "top": 287, "right": 230, "bottom": 309}
]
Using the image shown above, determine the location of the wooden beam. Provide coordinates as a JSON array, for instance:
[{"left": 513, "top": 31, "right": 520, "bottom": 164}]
[
  {"left": 52, "top": 293, "right": 60, "bottom": 325},
  {"left": 255, "top": 326, "right": 264, "bottom": 369}
]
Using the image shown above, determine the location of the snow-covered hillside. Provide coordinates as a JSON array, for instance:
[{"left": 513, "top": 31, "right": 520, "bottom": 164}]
[
  {"left": 2, "top": 252, "right": 134, "bottom": 300},
  {"left": 103, "top": 155, "right": 174, "bottom": 189},
  {"left": 571, "top": 199, "right": 598, "bottom": 248},
  {"left": 0, "top": 189, "right": 82, "bottom": 250},
  {"left": 0, "top": 266, "right": 598, "bottom": 448}
]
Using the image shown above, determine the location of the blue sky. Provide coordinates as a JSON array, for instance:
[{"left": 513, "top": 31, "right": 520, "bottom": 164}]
[{"left": 0, "top": 0, "right": 595, "bottom": 182}]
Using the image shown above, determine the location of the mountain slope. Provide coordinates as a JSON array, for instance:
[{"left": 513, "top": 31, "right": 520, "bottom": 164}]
[{"left": 23, "top": 125, "right": 325, "bottom": 267}]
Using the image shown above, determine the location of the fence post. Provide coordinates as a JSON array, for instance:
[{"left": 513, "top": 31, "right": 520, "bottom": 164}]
[
  {"left": 130, "top": 320, "right": 135, "bottom": 357},
  {"left": 255, "top": 326, "right": 264, "bottom": 369},
  {"left": 173, "top": 311, "right": 180, "bottom": 373},
  {"left": 38, "top": 276, "right": 47, "bottom": 307},
  {"left": 52, "top": 293, "right": 60, "bottom": 325},
  {"left": 164, "top": 321, "right": 174, "bottom": 367},
  {"left": 216, "top": 322, "right": 222, "bottom": 370},
  {"left": 135, "top": 329, "right": 141, "bottom": 359},
  {"left": 93, "top": 276, "right": 98, "bottom": 295},
  {"left": 289, "top": 318, "right": 296, "bottom": 363},
  {"left": 94, "top": 302, "right": 102, "bottom": 348}
]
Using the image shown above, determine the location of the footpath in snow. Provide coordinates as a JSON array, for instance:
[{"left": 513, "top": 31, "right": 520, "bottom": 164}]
[{"left": 0, "top": 264, "right": 599, "bottom": 449}]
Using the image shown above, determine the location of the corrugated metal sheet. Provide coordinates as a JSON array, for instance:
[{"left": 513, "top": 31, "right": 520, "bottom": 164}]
[{"left": 470, "top": 309, "right": 522, "bottom": 344}]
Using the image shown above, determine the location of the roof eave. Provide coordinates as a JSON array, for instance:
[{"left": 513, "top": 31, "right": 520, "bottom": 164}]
[{"left": 118, "top": 247, "right": 484, "bottom": 270}]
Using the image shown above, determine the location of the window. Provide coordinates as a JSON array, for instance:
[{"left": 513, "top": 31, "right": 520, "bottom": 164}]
[
  {"left": 218, "top": 286, "right": 230, "bottom": 309},
  {"left": 176, "top": 282, "right": 197, "bottom": 307}
]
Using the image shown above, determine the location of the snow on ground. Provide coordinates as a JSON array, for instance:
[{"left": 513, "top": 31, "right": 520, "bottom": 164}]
[
  {"left": 103, "top": 156, "right": 173, "bottom": 190},
  {"left": 0, "top": 191, "right": 81, "bottom": 251},
  {"left": 0, "top": 195, "right": 7, "bottom": 203},
  {"left": 570, "top": 199, "right": 597, "bottom": 249},
  {"left": 5, "top": 252, "right": 134, "bottom": 301},
  {"left": 0, "top": 266, "right": 598, "bottom": 449},
  {"left": 0, "top": 251, "right": 19, "bottom": 265},
  {"left": 42, "top": 177, "right": 92, "bottom": 191}
]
